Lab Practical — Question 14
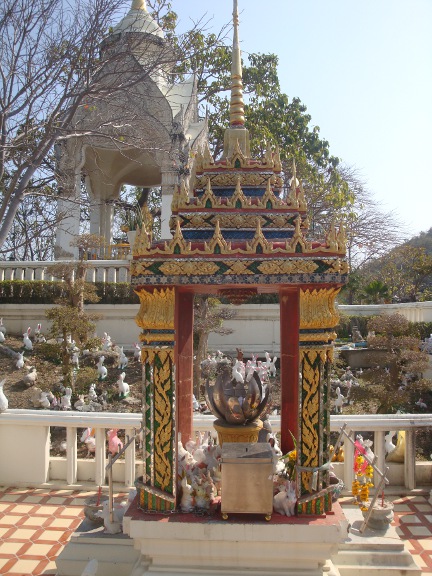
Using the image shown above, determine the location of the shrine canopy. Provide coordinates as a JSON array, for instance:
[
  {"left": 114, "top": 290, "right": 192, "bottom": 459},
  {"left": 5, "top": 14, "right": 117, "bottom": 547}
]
[
  {"left": 130, "top": 4, "right": 347, "bottom": 298},
  {"left": 130, "top": 135, "right": 348, "bottom": 298}
]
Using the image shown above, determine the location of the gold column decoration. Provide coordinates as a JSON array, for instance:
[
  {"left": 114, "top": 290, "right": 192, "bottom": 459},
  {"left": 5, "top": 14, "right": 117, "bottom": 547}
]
[
  {"left": 297, "top": 287, "right": 340, "bottom": 510},
  {"left": 135, "top": 287, "right": 176, "bottom": 511},
  {"left": 135, "top": 287, "right": 175, "bottom": 335},
  {"left": 300, "top": 287, "right": 340, "bottom": 330}
]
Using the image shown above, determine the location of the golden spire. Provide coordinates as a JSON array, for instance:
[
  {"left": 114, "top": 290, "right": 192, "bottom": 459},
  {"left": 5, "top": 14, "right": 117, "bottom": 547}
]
[
  {"left": 223, "top": 0, "right": 250, "bottom": 158},
  {"left": 230, "top": 0, "right": 245, "bottom": 127}
]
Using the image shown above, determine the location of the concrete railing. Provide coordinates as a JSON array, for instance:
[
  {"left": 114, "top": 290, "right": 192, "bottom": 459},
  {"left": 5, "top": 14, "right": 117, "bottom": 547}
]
[
  {"left": 0, "top": 410, "right": 431, "bottom": 492},
  {"left": 0, "top": 260, "right": 130, "bottom": 283}
]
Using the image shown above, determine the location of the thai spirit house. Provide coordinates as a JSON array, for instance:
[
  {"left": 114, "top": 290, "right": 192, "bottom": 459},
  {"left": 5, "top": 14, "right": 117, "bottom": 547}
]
[{"left": 130, "top": 0, "right": 348, "bottom": 516}]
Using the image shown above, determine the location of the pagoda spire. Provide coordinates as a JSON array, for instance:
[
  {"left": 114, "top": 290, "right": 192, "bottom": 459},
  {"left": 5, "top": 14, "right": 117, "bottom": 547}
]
[
  {"left": 223, "top": 0, "right": 250, "bottom": 158},
  {"left": 230, "top": 0, "right": 245, "bottom": 127}
]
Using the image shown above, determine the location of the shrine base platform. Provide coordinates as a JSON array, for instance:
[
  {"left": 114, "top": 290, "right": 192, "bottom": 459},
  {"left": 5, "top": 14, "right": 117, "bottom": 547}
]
[{"left": 56, "top": 498, "right": 421, "bottom": 576}]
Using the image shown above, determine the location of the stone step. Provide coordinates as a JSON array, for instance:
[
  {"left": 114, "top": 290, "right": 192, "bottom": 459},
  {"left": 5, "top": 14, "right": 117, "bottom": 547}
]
[
  {"left": 332, "top": 506, "right": 422, "bottom": 576},
  {"left": 55, "top": 519, "right": 140, "bottom": 576}
]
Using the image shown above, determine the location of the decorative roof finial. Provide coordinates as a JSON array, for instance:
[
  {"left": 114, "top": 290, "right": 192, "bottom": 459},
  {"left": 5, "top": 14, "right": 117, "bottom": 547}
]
[
  {"left": 223, "top": 1, "right": 250, "bottom": 158},
  {"left": 229, "top": 0, "right": 245, "bottom": 127},
  {"left": 131, "top": 0, "right": 147, "bottom": 10}
]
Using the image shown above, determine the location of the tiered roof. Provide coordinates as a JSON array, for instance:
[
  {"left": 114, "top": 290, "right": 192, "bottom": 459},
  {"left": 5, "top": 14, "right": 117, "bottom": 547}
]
[{"left": 130, "top": 0, "right": 348, "bottom": 295}]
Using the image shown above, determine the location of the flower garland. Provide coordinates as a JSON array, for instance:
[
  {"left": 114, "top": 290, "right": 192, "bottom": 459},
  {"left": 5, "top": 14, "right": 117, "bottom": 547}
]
[{"left": 352, "top": 440, "right": 374, "bottom": 511}]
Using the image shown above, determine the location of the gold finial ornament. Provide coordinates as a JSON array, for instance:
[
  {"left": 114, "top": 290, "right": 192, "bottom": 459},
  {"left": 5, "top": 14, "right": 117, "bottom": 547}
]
[
  {"left": 131, "top": 0, "right": 147, "bottom": 10},
  {"left": 230, "top": 0, "right": 245, "bottom": 127},
  {"left": 223, "top": 0, "right": 250, "bottom": 158}
]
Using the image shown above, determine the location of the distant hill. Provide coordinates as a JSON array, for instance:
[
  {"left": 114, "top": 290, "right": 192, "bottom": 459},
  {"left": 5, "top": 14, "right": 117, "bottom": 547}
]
[{"left": 407, "top": 227, "right": 432, "bottom": 254}]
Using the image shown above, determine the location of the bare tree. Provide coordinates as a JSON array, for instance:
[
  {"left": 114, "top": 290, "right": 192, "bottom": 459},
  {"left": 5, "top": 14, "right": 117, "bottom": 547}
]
[{"left": 0, "top": 0, "right": 214, "bottom": 253}]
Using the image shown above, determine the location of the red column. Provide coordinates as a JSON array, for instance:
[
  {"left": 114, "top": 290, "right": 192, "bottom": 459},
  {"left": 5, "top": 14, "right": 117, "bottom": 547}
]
[
  {"left": 175, "top": 290, "right": 194, "bottom": 445},
  {"left": 279, "top": 287, "right": 300, "bottom": 454}
]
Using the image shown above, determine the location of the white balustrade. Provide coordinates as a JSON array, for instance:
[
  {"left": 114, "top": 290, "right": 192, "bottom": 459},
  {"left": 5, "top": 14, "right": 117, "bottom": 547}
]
[
  {"left": 0, "top": 410, "right": 431, "bottom": 492},
  {"left": 0, "top": 260, "right": 130, "bottom": 284}
]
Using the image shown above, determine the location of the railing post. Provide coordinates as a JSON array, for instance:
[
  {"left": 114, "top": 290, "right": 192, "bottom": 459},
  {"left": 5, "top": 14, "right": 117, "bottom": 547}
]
[
  {"left": 374, "top": 430, "right": 385, "bottom": 489},
  {"left": 124, "top": 428, "right": 136, "bottom": 488},
  {"left": 95, "top": 428, "right": 106, "bottom": 486},
  {"left": 404, "top": 429, "right": 416, "bottom": 490},
  {"left": 343, "top": 430, "right": 355, "bottom": 490},
  {"left": 66, "top": 426, "right": 78, "bottom": 485}
]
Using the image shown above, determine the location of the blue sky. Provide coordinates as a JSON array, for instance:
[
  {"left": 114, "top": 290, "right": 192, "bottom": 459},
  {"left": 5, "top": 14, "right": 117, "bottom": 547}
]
[{"left": 172, "top": 0, "right": 432, "bottom": 238}]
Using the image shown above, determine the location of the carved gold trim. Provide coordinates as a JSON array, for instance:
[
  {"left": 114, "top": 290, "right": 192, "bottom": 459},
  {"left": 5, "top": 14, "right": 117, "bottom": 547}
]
[
  {"left": 135, "top": 287, "right": 175, "bottom": 331},
  {"left": 194, "top": 172, "right": 284, "bottom": 190},
  {"left": 300, "top": 288, "right": 340, "bottom": 330},
  {"left": 159, "top": 260, "right": 219, "bottom": 276},
  {"left": 204, "top": 219, "right": 232, "bottom": 254},
  {"left": 226, "top": 176, "right": 251, "bottom": 208},
  {"left": 258, "top": 259, "right": 318, "bottom": 274},
  {"left": 246, "top": 218, "right": 273, "bottom": 253},
  {"left": 299, "top": 332, "right": 337, "bottom": 343},
  {"left": 195, "top": 179, "right": 220, "bottom": 209}
]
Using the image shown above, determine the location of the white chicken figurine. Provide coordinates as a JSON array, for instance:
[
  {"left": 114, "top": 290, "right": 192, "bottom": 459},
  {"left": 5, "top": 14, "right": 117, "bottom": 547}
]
[
  {"left": 0, "top": 330, "right": 5, "bottom": 343},
  {"left": 0, "top": 318, "right": 6, "bottom": 335},
  {"left": 23, "top": 366, "right": 37, "bottom": 387},
  {"left": 0, "top": 379, "right": 8, "bottom": 413}
]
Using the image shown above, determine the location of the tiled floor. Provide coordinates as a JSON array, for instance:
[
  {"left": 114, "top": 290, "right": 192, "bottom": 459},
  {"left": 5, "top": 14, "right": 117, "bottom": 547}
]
[{"left": 0, "top": 487, "right": 431, "bottom": 575}]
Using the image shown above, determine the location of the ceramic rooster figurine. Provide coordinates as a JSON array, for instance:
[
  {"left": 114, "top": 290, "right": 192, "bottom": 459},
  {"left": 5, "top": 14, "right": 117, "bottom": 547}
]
[{"left": 108, "top": 428, "right": 123, "bottom": 456}]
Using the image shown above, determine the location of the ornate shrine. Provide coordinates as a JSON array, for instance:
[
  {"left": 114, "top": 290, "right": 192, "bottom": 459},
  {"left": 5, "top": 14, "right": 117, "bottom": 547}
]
[{"left": 130, "top": 0, "right": 348, "bottom": 516}]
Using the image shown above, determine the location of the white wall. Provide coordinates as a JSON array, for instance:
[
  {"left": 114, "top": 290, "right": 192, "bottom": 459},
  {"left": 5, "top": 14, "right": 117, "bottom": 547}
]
[{"left": 1, "top": 301, "right": 432, "bottom": 351}]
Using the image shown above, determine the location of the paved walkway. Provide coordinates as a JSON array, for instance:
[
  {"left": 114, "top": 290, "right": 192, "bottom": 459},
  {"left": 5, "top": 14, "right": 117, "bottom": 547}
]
[{"left": 0, "top": 486, "right": 431, "bottom": 575}]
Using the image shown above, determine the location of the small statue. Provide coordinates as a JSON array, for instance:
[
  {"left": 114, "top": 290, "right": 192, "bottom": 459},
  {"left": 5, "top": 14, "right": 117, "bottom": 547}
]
[
  {"left": 16, "top": 351, "right": 25, "bottom": 370},
  {"left": 116, "top": 346, "right": 128, "bottom": 370},
  {"left": 180, "top": 476, "right": 194, "bottom": 512},
  {"left": 101, "top": 332, "right": 112, "bottom": 351},
  {"left": 61, "top": 387, "right": 72, "bottom": 410},
  {"left": 351, "top": 325, "right": 363, "bottom": 343},
  {"left": 107, "top": 428, "right": 123, "bottom": 456},
  {"left": 116, "top": 372, "right": 129, "bottom": 398},
  {"left": 0, "top": 330, "right": 5, "bottom": 343},
  {"left": 0, "top": 379, "right": 8, "bottom": 413},
  {"left": 273, "top": 480, "right": 296, "bottom": 516},
  {"left": 81, "top": 427, "right": 96, "bottom": 456},
  {"left": 23, "top": 327, "right": 33, "bottom": 351},
  {"left": 95, "top": 500, "right": 126, "bottom": 534},
  {"left": 334, "top": 387, "right": 345, "bottom": 414},
  {"left": 264, "top": 352, "right": 277, "bottom": 377},
  {"left": 88, "top": 383, "right": 98, "bottom": 402},
  {"left": 96, "top": 356, "right": 107, "bottom": 381},
  {"left": 22, "top": 366, "right": 37, "bottom": 387},
  {"left": 133, "top": 342, "right": 141, "bottom": 361}
]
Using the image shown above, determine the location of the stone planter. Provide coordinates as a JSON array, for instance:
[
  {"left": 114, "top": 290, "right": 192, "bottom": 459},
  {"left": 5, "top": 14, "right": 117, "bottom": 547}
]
[{"left": 362, "top": 500, "right": 394, "bottom": 530}]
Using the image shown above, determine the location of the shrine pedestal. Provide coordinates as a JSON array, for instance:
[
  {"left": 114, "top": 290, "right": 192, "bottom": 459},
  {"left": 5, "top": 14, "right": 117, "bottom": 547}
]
[
  {"left": 213, "top": 418, "right": 263, "bottom": 445},
  {"left": 123, "top": 499, "right": 349, "bottom": 576}
]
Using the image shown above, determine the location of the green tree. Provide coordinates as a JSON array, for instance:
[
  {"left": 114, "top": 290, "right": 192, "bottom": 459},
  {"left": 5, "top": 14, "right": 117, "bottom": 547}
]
[
  {"left": 360, "top": 280, "right": 390, "bottom": 304},
  {"left": 349, "top": 314, "right": 430, "bottom": 414},
  {"left": 380, "top": 246, "right": 432, "bottom": 302},
  {"left": 46, "top": 234, "right": 104, "bottom": 388}
]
